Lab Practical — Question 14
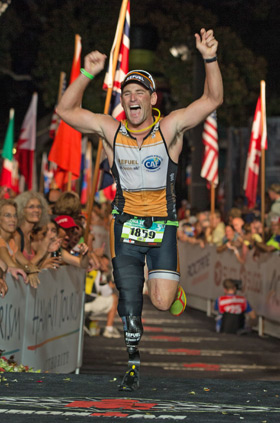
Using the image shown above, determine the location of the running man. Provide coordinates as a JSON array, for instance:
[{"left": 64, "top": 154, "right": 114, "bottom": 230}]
[{"left": 57, "top": 27, "right": 223, "bottom": 390}]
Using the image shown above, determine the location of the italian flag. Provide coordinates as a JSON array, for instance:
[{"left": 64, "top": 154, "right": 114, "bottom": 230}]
[{"left": 0, "top": 108, "right": 19, "bottom": 195}]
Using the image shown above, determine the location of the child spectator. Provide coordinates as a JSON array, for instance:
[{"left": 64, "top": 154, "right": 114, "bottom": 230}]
[{"left": 214, "top": 279, "right": 257, "bottom": 334}]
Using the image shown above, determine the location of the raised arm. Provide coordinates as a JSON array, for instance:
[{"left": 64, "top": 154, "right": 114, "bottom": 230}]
[
  {"left": 56, "top": 51, "right": 118, "bottom": 142},
  {"left": 161, "top": 28, "right": 223, "bottom": 141}
]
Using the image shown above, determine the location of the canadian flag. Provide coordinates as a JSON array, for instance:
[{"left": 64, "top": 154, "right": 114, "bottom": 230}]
[{"left": 243, "top": 96, "right": 267, "bottom": 208}]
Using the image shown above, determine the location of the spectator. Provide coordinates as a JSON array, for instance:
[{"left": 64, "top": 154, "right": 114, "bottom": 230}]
[
  {"left": 13, "top": 191, "right": 55, "bottom": 267},
  {"left": 216, "top": 224, "right": 242, "bottom": 253},
  {"left": 53, "top": 191, "right": 82, "bottom": 221},
  {"left": 84, "top": 254, "right": 120, "bottom": 338},
  {"left": 0, "top": 199, "right": 40, "bottom": 288},
  {"left": 232, "top": 217, "right": 245, "bottom": 237},
  {"left": 251, "top": 218, "right": 264, "bottom": 241},
  {"left": 205, "top": 211, "right": 225, "bottom": 247},
  {"left": 30, "top": 221, "right": 62, "bottom": 270},
  {"left": 0, "top": 258, "right": 8, "bottom": 298},
  {"left": 267, "top": 183, "right": 280, "bottom": 225},
  {"left": 45, "top": 188, "right": 62, "bottom": 215},
  {"left": 227, "top": 207, "right": 242, "bottom": 225},
  {"left": 54, "top": 215, "right": 89, "bottom": 269},
  {"left": 177, "top": 199, "right": 190, "bottom": 221},
  {"left": 177, "top": 218, "right": 205, "bottom": 248},
  {"left": 88, "top": 207, "right": 111, "bottom": 259},
  {"left": 214, "top": 278, "right": 257, "bottom": 334},
  {"left": 255, "top": 216, "right": 280, "bottom": 253}
]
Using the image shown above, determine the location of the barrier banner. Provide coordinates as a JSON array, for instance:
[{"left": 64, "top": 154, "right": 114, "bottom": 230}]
[
  {"left": 178, "top": 242, "right": 214, "bottom": 299},
  {"left": 260, "top": 253, "right": 280, "bottom": 322},
  {"left": 0, "top": 266, "right": 85, "bottom": 373},
  {"left": 0, "top": 276, "right": 27, "bottom": 363},
  {"left": 179, "top": 243, "right": 280, "bottom": 325},
  {"left": 22, "top": 266, "right": 85, "bottom": 373}
]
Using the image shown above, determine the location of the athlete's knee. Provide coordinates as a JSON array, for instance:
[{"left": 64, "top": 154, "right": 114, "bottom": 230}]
[
  {"left": 112, "top": 255, "right": 145, "bottom": 317},
  {"left": 148, "top": 280, "right": 177, "bottom": 311},
  {"left": 150, "top": 294, "right": 172, "bottom": 311}
]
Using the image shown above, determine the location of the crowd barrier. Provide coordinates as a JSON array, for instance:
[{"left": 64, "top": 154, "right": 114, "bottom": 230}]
[
  {"left": 0, "top": 266, "right": 85, "bottom": 373},
  {"left": 178, "top": 242, "right": 280, "bottom": 339}
]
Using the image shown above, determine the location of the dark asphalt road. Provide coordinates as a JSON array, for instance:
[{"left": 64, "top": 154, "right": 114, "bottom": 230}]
[{"left": 81, "top": 295, "right": 280, "bottom": 382}]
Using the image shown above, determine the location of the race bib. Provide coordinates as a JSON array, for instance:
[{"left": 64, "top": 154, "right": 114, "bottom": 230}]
[{"left": 121, "top": 218, "right": 165, "bottom": 247}]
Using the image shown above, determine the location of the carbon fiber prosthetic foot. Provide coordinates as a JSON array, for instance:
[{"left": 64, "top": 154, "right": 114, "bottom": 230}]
[{"left": 119, "top": 316, "right": 143, "bottom": 391}]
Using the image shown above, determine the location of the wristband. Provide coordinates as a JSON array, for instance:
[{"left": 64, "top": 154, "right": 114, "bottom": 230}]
[
  {"left": 80, "top": 68, "right": 94, "bottom": 80},
  {"left": 204, "top": 56, "right": 217, "bottom": 63}
]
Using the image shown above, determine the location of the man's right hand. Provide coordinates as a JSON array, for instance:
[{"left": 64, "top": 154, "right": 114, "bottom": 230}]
[{"left": 84, "top": 51, "right": 107, "bottom": 77}]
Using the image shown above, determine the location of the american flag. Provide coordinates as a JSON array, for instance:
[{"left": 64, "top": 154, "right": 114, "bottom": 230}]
[
  {"left": 103, "top": 0, "right": 130, "bottom": 120},
  {"left": 200, "top": 110, "right": 219, "bottom": 186},
  {"left": 97, "top": 0, "right": 130, "bottom": 194}
]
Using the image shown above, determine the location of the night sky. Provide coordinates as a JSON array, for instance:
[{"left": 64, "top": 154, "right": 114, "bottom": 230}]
[{"left": 0, "top": 0, "right": 279, "bottom": 143}]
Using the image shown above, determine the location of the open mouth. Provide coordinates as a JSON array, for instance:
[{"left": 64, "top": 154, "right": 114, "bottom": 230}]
[{"left": 129, "top": 104, "right": 141, "bottom": 117}]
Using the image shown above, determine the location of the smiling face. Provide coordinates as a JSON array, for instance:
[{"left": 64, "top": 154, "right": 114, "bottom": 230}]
[
  {"left": 121, "top": 83, "right": 157, "bottom": 128},
  {"left": 24, "top": 198, "right": 43, "bottom": 224},
  {"left": 0, "top": 205, "right": 17, "bottom": 236}
]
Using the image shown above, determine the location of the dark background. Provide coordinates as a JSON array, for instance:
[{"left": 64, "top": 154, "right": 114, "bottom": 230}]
[{"left": 0, "top": 0, "right": 279, "bottom": 140}]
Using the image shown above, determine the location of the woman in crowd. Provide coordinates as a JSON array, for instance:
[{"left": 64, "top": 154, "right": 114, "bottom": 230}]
[
  {"left": 53, "top": 191, "right": 82, "bottom": 220},
  {"left": 13, "top": 191, "right": 59, "bottom": 268},
  {"left": 30, "top": 220, "right": 62, "bottom": 270},
  {"left": 0, "top": 199, "right": 40, "bottom": 288},
  {"left": 216, "top": 224, "right": 242, "bottom": 253}
]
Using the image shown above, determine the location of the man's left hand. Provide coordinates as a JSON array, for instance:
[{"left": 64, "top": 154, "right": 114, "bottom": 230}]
[{"left": 195, "top": 28, "right": 218, "bottom": 59}]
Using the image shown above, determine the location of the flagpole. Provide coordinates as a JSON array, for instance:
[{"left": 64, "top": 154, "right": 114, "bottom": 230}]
[
  {"left": 210, "top": 183, "right": 215, "bottom": 214},
  {"left": 84, "top": 0, "right": 128, "bottom": 243},
  {"left": 260, "top": 80, "right": 266, "bottom": 237},
  {"left": 67, "top": 34, "right": 81, "bottom": 191},
  {"left": 49, "top": 71, "right": 66, "bottom": 189}
]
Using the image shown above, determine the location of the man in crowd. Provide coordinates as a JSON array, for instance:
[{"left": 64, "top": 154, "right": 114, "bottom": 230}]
[
  {"left": 56, "top": 27, "right": 223, "bottom": 390},
  {"left": 205, "top": 210, "right": 225, "bottom": 247}
]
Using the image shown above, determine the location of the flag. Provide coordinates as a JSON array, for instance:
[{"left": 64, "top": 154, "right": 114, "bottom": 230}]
[
  {"left": 0, "top": 108, "right": 19, "bottom": 195},
  {"left": 48, "top": 35, "right": 82, "bottom": 189},
  {"left": 49, "top": 72, "right": 67, "bottom": 139},
  {"left": 41, "top": 152, "right": 54, "bottom": 194},
  {"left": 80, "top": 139, "right": 92, "bottom": 205},
  {"left": 200, "top": 110, "right": 219, "bottom": 186},
  {"left": 243, "top": 97, "right": 263, "bottom": 208},
  {"left": 15, "top": 92, "right": 38, "bottom": 191},
  {"left": 103, "top": 0, "right": 130, "bottom": 120},
  {"left": 96, "top": 0, "right": 130, "bottom": 196}
]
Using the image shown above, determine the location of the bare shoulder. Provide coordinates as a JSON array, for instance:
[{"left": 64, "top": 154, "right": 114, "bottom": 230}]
[
  {"left": 159, "top": 113, "right": 184, "bottom": 163},
  {"left": 98, "top": 114, "right": 120, "bottom": 147}
]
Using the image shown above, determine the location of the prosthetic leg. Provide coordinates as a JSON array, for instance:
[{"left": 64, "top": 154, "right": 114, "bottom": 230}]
[
  {"left": 119, "top": 315, "right": 142, "bottom": 391},
  {"left": 113, "top": 255, "right": 144, "bottom": 391}
]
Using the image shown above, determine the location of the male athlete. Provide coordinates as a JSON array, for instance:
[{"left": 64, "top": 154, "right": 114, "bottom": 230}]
[{"left": 57, "top": 28, "right": 223, "bottom": 390}]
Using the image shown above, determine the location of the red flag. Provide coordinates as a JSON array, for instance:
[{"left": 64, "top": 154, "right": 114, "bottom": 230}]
[
  {"left": 15, "top": 92, "right": 38, "bottom": 191},
  {"left": 243, "top": 97, "right": 263, "bottom": 208},
  {"left": 103, "top": 0, "right": 130, "bottom": 120},
  {"left": 48, "top": 35, "right": 82, "bottom": 189},
  {"left": 200, "top": 111, "right": 219, "bottom": 186}
]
